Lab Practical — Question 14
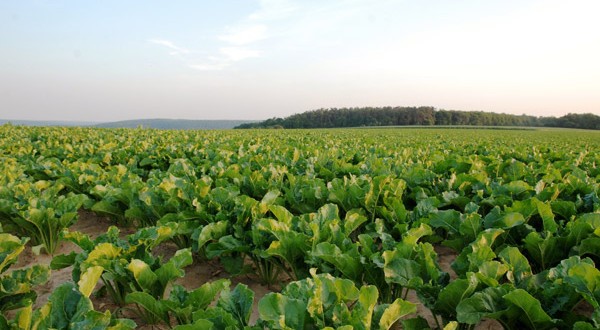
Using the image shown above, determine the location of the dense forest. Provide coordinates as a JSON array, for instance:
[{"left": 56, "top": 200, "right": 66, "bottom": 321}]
[{"left": 235, "top": 107, "right": 600, "bottom": 130}]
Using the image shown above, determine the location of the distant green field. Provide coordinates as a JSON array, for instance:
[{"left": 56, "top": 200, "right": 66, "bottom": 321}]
[{"left": 1, "top": 126, "right": 599, "bottom": 329}]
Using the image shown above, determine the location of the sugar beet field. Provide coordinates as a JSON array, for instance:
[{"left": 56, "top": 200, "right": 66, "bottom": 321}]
[{"left": 1, "top": 125, "right": 600, "bottom": 330}]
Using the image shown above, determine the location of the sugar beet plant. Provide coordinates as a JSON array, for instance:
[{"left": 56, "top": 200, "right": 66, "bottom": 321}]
[
  {"left": 52, "top": 224, "right": 188, "bottom": 308},
  {"left": 0, "top": 233, "right": 49, "bottom": 316},
  {"left": 0, "top": 125, "right": 600, "bottom": 328},
  {"left": 0, "top": 180, "right": 87, "bottom": 255}
]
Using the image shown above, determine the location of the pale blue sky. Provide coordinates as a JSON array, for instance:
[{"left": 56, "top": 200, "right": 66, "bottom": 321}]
[{"left": 1, "top": 0, "right": 599, "bottom": 121}]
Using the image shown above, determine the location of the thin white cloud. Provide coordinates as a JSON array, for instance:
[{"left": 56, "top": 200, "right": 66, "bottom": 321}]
[
  {"left": 188, "top": 62, "right": 229, "bottom": 71},
  {"left": 148, "top": 39, "right": 190, "bottom": 56},
  {"left": 219, "top": 24, "right": 268, "bottom": 45},
  {"left": 220, "top": 47, "right": 261, "bottom": 61},
  {"left": 150, "top": 1, "right": 298, "bottom": 71}
]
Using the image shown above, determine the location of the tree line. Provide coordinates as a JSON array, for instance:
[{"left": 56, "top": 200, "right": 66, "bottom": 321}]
[{"left": 234, "top": 107, "right": 600, "bottom": 130}]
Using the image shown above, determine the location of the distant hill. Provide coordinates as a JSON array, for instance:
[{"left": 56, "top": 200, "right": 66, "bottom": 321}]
[
  {"left": 0, "top": 119, "right": 97, "bottom": 127},
  {"left": 1, "top": 118, "right": 258, "bottom": 129},
  {"left": 95, "top": 119, "right": 257, "bottom": 130},
  {"left": 235, "top": 107, "right": 600, "bottom": 130}
]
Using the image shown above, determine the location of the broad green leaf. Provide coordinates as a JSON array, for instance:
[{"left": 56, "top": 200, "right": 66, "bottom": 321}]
[
  {"left": 564, "top": 262, "right": 600, "bottom": 309},
  {"left": 433, "top": 274, "right": 479, "bottom": 320},
  {"left": 217, "top": 283, "right": 254, "bottom": 327},
  {"left": 258, "top": 292, "right": 306, "bottom": 329},
  {"left": 129, "top": 224, "right": 177, "bottom": 248},
  {"left": 185, "top": 278, "right": 231, "bottom": 310},
  {"left": 127, "top": 259, "right": 158, "bottom": 294},
  {"left": 498, "top": 247, "right": 532, "bottom": 284},
  {"left": 536, "top": 200, "right": 557, "bottom": 233},
  {"left": 344, "top": 209, "right": 368, "bottom": 235},
  {"left": 503, "top": 180, "right": 531, "bottom": 197},
  {"left": 522, "top": 231, "right": 562, "bottom": 271},
  {"left": 566, "top": 221, "right": 595, "bottom": 250},
  {"left": 91, "top": 200, "right": 125, "bottom": 219},
  {"left": 329, "top": 274, "right": 360, "bottom": 302},
  {"left": 205, "top": 235, "right": 247, "bottom": 259},
  {"left": 106, "top": 318, "right": 138, "bottom": 330},
  {"left": 419, "top": 242, "right": 445, "bottom": 283},
  {"left": 453, "top": 228, "right": 504, "bottom": 276},
  {"left": 43, "top": 282, "right": 94, "bottom": 329},
  {"left": 503, "top": 289, "right": 555, "bottom": 329},
  {"left": 573, "top": 321, "right": 597, "bottom": 330},
  {"left": 484, "top": 209, "right": 525, "bottom": 229},
  {"left": 0, "top": 314, "right": 8, "bottom": 329},
  {"left": 349, "top": 285, "right": 378, "bottom": 330},
  {"left": 578, "top": 237, "right": 600, "bottom": 259},
  {"left": 456, "top": 285, "right": 510, "bottom": 325},
  {"left": 264, "top": 228, "right": 310, "bottom": 280},
  {"left": 191, "top": 307, "right": 239, "bottom": 329},
  {"left": 507, "top": 198, "right": 538, "bottom": 220},
  {"left": 502, "top": 161, "right": 526, "bottom": 181},
  {"left": 50, "top": 251, "right": 77, "bottom": 270},
  {"left": 459, "top": 212, "right": 482, "bottom": 243},
  {"left": 402, "top": 223, "right": 433, "bottom": 247},
  {"left": 477, "top": 261, "right": 508, "bottom": 286},
  {"left": 220, "top": 255, "right": 247, "bottom": 276},
  {"left": 125, "top": 291, "right": 170, "bottom": 325},
  {"left": 429, "top": 209, "right": 461, "bottom": 234},
  {"left": 192, "top": 221, "right": 229, "bottom": 251},
  {"left": 155, "top": 249, "right": 192, "bottom": 294},
  {"left": 312, "top": 242, "right": 362, "bottom": 283},
  {"left": 70, "top": 310, "right": 137, "bottom": 330},
  {"left": 578, "top": 213, "right": 600, "bottom": 229},
  {"left": 551, "top": 200, "right": 577, "bottom": 220},
  {"left": 317, "top": 203, "right": 340, "bottom": 223},
  {"left": 382, "top": 251, "right": 422, "bottom": 288},
  {"left": 173, "top": 319, "right": 214, "bottom": 330},
  {"left": 401, "top": 316, "right": 430, "bottom": 330},
  {"left": 62, "top": 229, "right": 96, "bottom": 251}
]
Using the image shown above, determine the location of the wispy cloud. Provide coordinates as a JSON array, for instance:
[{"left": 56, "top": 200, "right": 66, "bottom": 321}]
[
  {"left": 219, "top": 24, "right": 267, "bottom": 45},
  {"left": 188, "top": 62, "right": 229, "bottom": 71},
  {"left": 150, "top": 0, "right": 298, "bottom": 71},
  {"left": 148, "top": 39, "right": 190, "bottom": 56},
  {"left": 149, "top": 30, "right": 264, "bottom": 71}
]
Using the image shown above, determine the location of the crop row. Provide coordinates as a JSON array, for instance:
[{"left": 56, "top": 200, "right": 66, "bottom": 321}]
[{"left": 1, "top": 125, "right": 600, "bottom": 329}]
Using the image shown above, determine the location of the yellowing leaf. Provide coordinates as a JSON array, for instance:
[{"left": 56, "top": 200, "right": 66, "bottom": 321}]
[
  {"left": 127, "top": 259, "right": 158, "bottom": 290},
  {"left": 379, "top": 299, "right": 416, "bottom": 330},
  {"left": 78, "top": 265, "right": 104, "bottom": 297},
  {"left": 86, "top": 243, "right": 122, "bottom": 263}
]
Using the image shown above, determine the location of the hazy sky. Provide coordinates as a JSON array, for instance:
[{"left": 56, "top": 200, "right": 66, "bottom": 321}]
[{"left": 1, "top": 0, "right": 599, "bottom": 122}]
